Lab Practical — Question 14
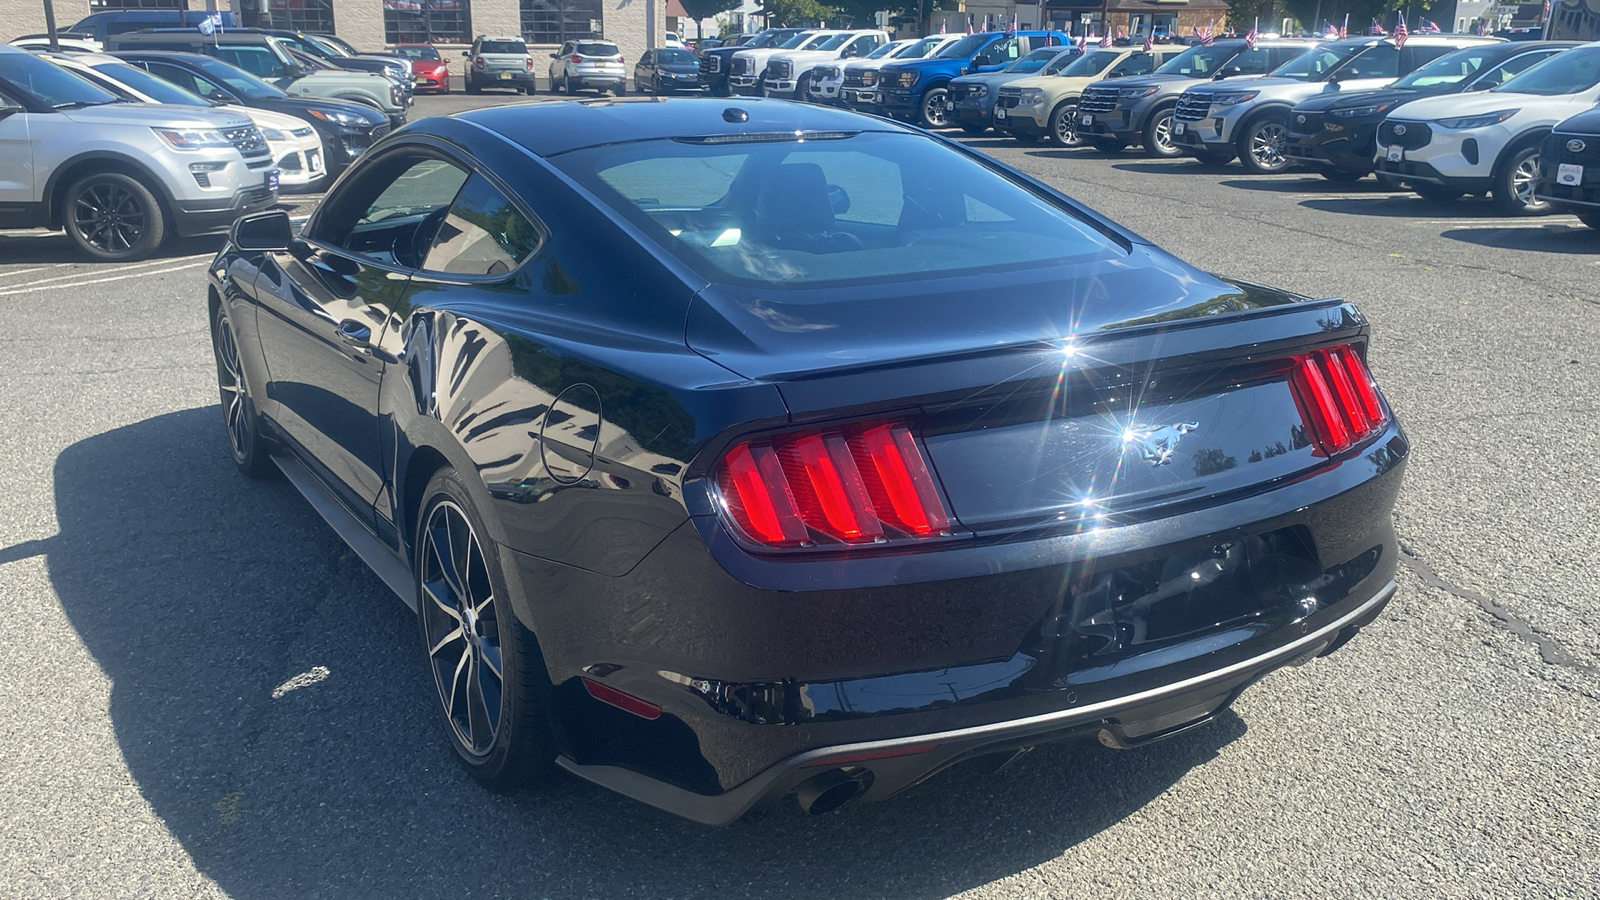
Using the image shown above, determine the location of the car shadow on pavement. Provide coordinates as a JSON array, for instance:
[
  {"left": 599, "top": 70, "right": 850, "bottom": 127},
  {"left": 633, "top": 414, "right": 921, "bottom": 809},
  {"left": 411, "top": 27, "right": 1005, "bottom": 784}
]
[
  {"left": 1217, "top": 178, "right": 1400, "bottom": 195},
  {"left": 42, "top": 407, "right": 1247, "bottom": 899},
  {"left": 1440, "top": 222, "right": 1600, "bottom": 253},
  {"left": 1297, "top": 196, "right": 1510, "bottom": 218},
  {"left": 1106, "top": 159, "right": 1232, "bottom": 174},
  {"left": 0, "top": 232, "right": 225, "bottom": 265}
]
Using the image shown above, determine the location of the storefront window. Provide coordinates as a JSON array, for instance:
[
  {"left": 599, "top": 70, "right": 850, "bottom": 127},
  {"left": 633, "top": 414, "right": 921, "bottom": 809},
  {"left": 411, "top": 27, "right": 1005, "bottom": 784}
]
[
  {"left": 87, "top": 0, "right": 185, "bottom": 9},
  {"left": 243, "top": 0, "right": 336, "bottom": 35},
  {"left": 520, "top": 0, "right": 604, "bottom": 45},
  {"left": 384, "top": 0, "right": 474, "bottom": 44}
]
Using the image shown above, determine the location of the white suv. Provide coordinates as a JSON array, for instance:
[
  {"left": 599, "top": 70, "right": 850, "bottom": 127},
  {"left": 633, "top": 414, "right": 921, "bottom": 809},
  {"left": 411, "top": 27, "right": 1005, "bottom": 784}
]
[
  {"left": 1376, "top": 44, "right": 1600, "bottom": 214},
  {"left": 0, "top": 45, "right": 278, "bottom": 261},
  {"left": 763, "top": 30, "right": 888, "bottom": 99},
  {"left": 548, "top": 39, "right": 626, "bottom": 95}
]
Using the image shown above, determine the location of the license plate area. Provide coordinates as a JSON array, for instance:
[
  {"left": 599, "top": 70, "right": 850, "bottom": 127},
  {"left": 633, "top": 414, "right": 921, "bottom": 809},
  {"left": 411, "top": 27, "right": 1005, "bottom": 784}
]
[
  {"left": 995, "top": 108, "right": 1007, "bottom": 119},
  {"left": 266, "top": 169, "right": 280, "bottom": 192},
  {"left": 1386, "top": 145, "right": 1403, "bottom": 162},
  {"left": 1174, "top": 121, "right": 1185, "bottom": 134},
  {"left": 1558, "top": 162, "right": 1584, "bottom": 186}
]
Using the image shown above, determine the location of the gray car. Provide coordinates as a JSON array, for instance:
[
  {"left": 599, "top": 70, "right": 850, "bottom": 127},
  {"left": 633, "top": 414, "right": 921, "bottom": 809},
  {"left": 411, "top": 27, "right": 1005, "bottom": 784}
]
[
  {"left": 549, "top": 39, "right": 627, "bottom": 95},
  {"left": 947, "top": 46, "right": 1080, "bottom": 136},
  {"left": 464, "top": 36, "right": 534, "bottom": 94}
]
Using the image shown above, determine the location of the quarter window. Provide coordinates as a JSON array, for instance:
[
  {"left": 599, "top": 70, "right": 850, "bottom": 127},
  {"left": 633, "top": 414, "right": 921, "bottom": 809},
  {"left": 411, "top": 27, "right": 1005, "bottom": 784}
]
[
  {"left": 422, "top": 175, "right": 542, "bottom": 276},
  {"left": 315, "top": 155, "right": 470, "bottom": 267},
  {"left": 212, "top": 45, "right": 284, "bottom": 79}
]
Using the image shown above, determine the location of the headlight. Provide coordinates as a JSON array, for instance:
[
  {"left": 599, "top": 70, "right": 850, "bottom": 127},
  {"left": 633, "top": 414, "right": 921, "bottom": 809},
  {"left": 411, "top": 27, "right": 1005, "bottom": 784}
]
[
  {"left": 1208, "top": 91, "right": 1260, "bottom": 107},
  {"left": 152, "top": 128, "right": 232, "bottom": 151},
  {"left": 1436, "top": 109, "right": 1517, "bottom": 129},
  {"left": 897, "top": 70, "right": 918, "bottom": 88},
  {"left": 971, "top": 84, "right": 988, "bottom": 97},
  {"left": 861, "top": 71, "right": 877, "bottom": 86},
  {"left": 1016, "top": 88, "right": 1044, "bottom": 106},
  {"left": 306, "top": 108, "right": 369, "bottom": 127},
  {"left": 1328, "top": 103, "right": 1395, "bottom": 118},
  {"left": 260, "top": 127, "right": 287, "bottom": 141},
  {"left": 1118, "top": 86, "right": 1159, "bottom": 99}
]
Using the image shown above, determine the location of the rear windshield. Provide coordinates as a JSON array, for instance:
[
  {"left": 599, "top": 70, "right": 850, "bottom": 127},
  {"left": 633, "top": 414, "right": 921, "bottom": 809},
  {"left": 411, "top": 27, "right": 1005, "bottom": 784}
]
[
  {"left": 480, "top": 40, "right": 526, "bottom": 54},
  {"left": 1004, "top": 47, "right": 1060, "bottom": 74},
  {"left": 396, "top": 46, "right": 441, "bottom": 61},
  {"left": 576, "top": 42, "right": 620, "bottom": 57},
  {"left": 552, "top": 131, "right": 1119, "bottom": 288},
  {"left": 1057, "top": 50, "right": 1119, "bottom": 77},
  {"left": 90, "top": 60, "right": 205, "bottom": 105},
  {"left": 655, "top": 49, "right": 695, "bottom": 65}
]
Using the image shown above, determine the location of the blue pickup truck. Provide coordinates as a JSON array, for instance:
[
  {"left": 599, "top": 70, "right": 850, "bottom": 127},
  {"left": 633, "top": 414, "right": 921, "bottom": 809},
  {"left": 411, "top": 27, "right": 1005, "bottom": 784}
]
[{"left": 879, "top": 30, "right": 1071, "bottom": 127}]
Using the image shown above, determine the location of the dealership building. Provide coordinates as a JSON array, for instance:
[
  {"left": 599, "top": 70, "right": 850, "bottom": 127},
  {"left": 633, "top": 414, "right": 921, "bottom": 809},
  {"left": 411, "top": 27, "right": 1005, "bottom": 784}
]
[{"left": 4, "top": 1, "right": 667, "bottom": 75}]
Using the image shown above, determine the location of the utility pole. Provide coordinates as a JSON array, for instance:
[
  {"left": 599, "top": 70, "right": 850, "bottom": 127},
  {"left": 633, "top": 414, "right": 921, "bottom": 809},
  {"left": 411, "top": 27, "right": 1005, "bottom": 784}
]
[{"left": 42, "top": 0, "right": 61, "bottom": 52}]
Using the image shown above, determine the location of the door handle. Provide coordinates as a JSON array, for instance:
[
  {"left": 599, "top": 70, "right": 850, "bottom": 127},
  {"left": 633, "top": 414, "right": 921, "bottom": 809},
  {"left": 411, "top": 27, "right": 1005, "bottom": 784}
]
[{"left": 338, "top": 320, "right": 373, "bottom": 345}]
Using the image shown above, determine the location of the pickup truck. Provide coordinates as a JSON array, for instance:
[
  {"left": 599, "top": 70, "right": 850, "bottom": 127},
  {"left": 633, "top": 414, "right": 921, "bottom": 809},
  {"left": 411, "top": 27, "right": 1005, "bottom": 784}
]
[
  {"left": 699, "top": 28, "right": 805, "bottom": 96},
  {"left": 763, "top": 30, "right": 888, "bottom": 99},
  {"left": 878, "top": 30, "right": 1070, "bottom": 127}
]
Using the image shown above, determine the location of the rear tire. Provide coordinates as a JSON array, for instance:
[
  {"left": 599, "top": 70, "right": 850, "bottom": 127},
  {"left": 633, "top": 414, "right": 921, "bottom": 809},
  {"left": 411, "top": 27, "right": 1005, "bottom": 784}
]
[
  {"left": 1491, "top": 145, "right": 1551, "bottom": 216},
  {"left": 211, "top": 304, "right": 274, "bottom": 479},
  {"left": 63, "top": 171, "right": 165, "bottom": 262},
  {"left": 920, "top": 87, "right": 950, "bottom": 128},
  {"left": 466, "top": 78, "right": 481, "bottom": 94},
  {"left": 1048, "top": 101, "right": 1081, "bottom": 148},
  {"left": 1142, "top": 106, "right": 1181, "bottom": 158},
  {"left": 416, "top": 469, "right": 560, "bottom": 791}
]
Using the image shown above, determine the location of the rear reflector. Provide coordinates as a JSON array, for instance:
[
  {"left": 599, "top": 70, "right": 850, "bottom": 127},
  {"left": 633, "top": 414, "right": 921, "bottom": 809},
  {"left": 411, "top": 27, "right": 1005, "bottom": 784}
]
[
  {"left": 716, "top": 422, "right": 951, "bottom": 548},
  {"left": 582, "top": 678, "right": 662, "bottom": 720},
  {"left": 1289, "top": 346, "right": 1388, "bottom": 456}
]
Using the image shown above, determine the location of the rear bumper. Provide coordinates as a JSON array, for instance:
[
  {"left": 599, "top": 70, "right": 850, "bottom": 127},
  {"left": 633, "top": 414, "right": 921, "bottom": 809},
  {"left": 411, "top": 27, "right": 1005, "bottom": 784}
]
[
  {"left": 503, "top": 424, "right": 1409, "bottom": 824},
  {"left": 561, "top": 578, "right": 1398, "bottom": 826}
]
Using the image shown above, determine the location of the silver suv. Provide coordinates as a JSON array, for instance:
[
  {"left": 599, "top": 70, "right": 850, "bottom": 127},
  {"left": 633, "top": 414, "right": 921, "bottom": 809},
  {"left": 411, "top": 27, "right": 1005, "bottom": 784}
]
[
  {"left": 548, "top": 39, "right": 626, "bottom": 95},
  {"left": 464, "top": 35, "right": 534, "bottom": 94},
  {"left": 0, "top": 45, "right": 278, "bottom": 261}
]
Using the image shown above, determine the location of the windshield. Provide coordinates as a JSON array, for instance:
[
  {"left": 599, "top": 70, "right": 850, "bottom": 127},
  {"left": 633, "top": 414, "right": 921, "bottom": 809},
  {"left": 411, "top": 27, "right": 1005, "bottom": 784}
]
[
  {"left": 189, "top": 56, "right": 287, "bottom": 99},
  {"left": 655, "top": 49, "right": 695, "bottom": 65},
  {"left": 305, "top": 36, "right": 351, "bottom": 57},
  {"left": 395, "top": 46, "right": 441, "bottom": 61},
  {"left": 1156, "top": 43, "right": 1239, "bottom": 76},
  {"left": 937, "top": 34, "right": 990, "bottom": 59},
  {"left": 1042, "top": 48, "right": 1081, "bottom": 75},
  {"left": 813, "top": 34, "right": 850, "bottom": 51},
  {"left": 894, "top": 37, "right": 943, "bottom": 59},
  {"left": 1497, "top": 45, "right": 1600, "bottom": 95},
  {"left": 1004, "top": 47, "right": 1060, "bottom": 74},
  {"left": 553, "top": 131, "right": 1119, "bottom": 288},
  {"left": 319, "top": 35, "right": 359, "bottom": 55},
  {"left": 744, "top": 30, "right": 783, "bottom": 49},
  {"left": 866, "top": 42, "right": 904, "bottom": 60},
  {"left": 1392, "top": 46, "right": 1495, "bottom": 88},
  {"left": 1057, "top": 50, "right": 1119, "bottom": 77},
  {"left": 91, "top": 60, "right": 207, "bottom": 105},
  {"left": 778, "top": 32, "right": 816, "bottom": 49},
  {"left": 1271, "top": 42, "right": 1362, "bottom": 80},
  {"left": 480, "top": 40, "right": 526, "bottom": 54},
  {"left": 0, "top": 51, "right": 120, "bottom": 107}
]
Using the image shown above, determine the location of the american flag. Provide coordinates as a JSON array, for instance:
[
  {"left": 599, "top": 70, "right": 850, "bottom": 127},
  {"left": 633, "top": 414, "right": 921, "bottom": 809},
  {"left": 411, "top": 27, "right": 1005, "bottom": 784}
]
[
  {"left": 1340, "top": 13, "right": 1349, "bottom": 38},
  {"left": 1225, "top": 23, "right": 1236, "bottom": 37},
  {"left": 966, "top": 15, "right": 973, "bottom": 35},
  {"left": 1246, "top": 19, "right": 1258, "bottom": 49},
  {"left": 1099, "top": 28, "right": 1113, "bottom": 47},
  {"left": 1477, "top": 19, "right": 1487, "bottom": 35},
  {"left": 939, "top": 20, "right": 946, "bottom": 34},
  {"left": 1143, "top": 29, "right": 1153, "bottom": 52},
  {"left": 1418, "top": 18, "right": 1442, "bottom": 33},
  {"left": 1392, "top": 14, "right": 1408, "bottom": 48},
  {"left": 1077, "top": 31, "right": 1087, "bottom": 52},
  {"left": 1006, "top": 13, "right": 1016, "bottom": 36},
  {"left": 1323, "top": 20, "right": 1339, "bottom": 39},
  {"left": 1370, "top": 18, "right": 1386, "bottom": 35},
  {"left": 1198, "top": 20, "right": 1214, "bottom": 46}
]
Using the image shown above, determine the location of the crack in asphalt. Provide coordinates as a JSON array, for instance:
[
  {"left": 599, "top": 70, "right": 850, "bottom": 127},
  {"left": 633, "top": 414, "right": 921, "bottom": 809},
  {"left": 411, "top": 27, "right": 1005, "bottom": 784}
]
[{"left": 1398, "top": 548, "right": 1599, "bottom": 677}]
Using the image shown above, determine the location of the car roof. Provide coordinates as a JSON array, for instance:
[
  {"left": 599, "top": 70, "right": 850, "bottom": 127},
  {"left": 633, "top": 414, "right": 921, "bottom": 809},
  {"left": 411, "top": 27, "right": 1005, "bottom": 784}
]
[
  {"left": 479, "top": 36, "right": 524, "bottom": 42},
  {"left": 107, "top": 49, "right": 216, "bottom": 65},
  {"left": 455, "top": 97, "right": 913, "bottom": 158}
]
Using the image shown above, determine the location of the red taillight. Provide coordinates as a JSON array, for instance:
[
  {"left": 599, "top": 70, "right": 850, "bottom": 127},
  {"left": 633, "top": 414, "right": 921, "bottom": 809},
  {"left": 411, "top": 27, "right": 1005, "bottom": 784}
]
[
  {"left": 571, "top": 54, "right": 583, "bottom": 63},
  {"left": 473, "top": 56, "right": 485, "bottom": 70},
  {"left": 525, "top": 56, "right": 534, "bottom": 71},
  {"left": 1289, "top": 345, "right": 1387, "bottom": 456},
  {"left": 715, "top": 422, "right": 952, "bottom": 548}
]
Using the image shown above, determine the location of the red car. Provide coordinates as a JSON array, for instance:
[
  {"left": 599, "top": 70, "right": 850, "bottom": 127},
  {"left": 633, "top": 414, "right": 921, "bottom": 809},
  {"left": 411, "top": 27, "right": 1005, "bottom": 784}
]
[{"left": 394, "top": 43, "right": 450, "bottom": 93}]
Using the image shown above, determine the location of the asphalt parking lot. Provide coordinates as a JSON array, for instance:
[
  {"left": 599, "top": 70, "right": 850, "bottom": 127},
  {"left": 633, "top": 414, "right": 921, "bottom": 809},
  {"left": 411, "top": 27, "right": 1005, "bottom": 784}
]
[{"left": 1, "top": 91, "right": 1597, "bottom": 899}]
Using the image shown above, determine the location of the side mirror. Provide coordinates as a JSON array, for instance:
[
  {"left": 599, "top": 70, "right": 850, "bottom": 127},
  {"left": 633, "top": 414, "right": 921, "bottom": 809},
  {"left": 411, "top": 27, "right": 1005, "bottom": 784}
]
[
  {"left": 461, "top": 50, "right": 470, "bottom": 57},
  {"left": 1108, "top": 69, "right": 1127, "bottom": 78},
  {"left": 231, "top": 210, "right": 293, "bottom": 251},
  {"left": 972, "top": 54, "right": 992, "bottom": 67},
  {"left": 0, "top": 104, "right": 23, "bottom": 122},
  {"left": 285, "top": 64, "right": 308, "bottom": 79},
  {"left": 1466, "top": 79, "right": 1493, "bottom": 91},
  {"left": 549, "top": 52, "right": 559, "bottom": 58},
  {"left": 1214, "top": 65, "right": 1243, "bottom": 79}
]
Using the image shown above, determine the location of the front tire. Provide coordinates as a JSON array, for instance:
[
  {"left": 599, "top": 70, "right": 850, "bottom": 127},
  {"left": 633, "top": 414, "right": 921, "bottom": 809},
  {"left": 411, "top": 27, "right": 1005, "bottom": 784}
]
[
  {"left": 63, "top": 172, "right": 165, "bottom": 262},
  {"left": 1142, "top": 106, "right": 1181, "bottom": 158},
  {"left": 1048, "top": 101, "right": 1082, "bottom": 148},
  {"left": 211, "top": 305, "right": 274, "bottom": 479},
  {"left": 1236, "top": 111, "right": 1291, "bottom": 174},
  {"left": 416, "top": 469, "right": 558, "bottom": 790},
  {"left": 1492, "top": 145, "right": 1551, "bottom": 216},
  {"left": 920, "top": 87, "right": 950, "bottom": 128}
]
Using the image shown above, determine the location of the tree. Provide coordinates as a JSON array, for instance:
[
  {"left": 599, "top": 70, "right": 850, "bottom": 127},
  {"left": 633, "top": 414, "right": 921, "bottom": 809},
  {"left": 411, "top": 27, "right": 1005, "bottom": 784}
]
[
  {"left": 679, "top": 0, "right": 742, "bottom": 39},
  {"left": 761, "top": 0, "right": 842, "bottom": 29}
]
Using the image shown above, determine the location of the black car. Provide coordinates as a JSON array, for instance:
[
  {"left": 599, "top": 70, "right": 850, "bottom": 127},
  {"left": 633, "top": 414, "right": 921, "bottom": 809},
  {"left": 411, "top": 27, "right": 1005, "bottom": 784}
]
[
  {"left": 635, "top": 47, "right": 703, "bottom": 94},
  {"left": 699, "top": 28, "right": 804, "bottom": 96},
  {"left": 1285, "top": 42, "right": 1576, "bottom": 181},
  {"left": 210, "top": 97, "right": 1407, "bottom": 824},
  {"left": 115, "top": 51, "right": 391, "bottom": 175},
  {"left": 1536, "top": 107, "right": 1600, "bottom": 229}
]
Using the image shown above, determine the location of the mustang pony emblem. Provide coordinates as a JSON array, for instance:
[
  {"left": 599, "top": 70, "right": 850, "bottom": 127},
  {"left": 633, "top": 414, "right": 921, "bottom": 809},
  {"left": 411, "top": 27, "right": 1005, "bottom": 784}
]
[{"left": 1124, "top": 422, "right": 1200, "bottom": 467}]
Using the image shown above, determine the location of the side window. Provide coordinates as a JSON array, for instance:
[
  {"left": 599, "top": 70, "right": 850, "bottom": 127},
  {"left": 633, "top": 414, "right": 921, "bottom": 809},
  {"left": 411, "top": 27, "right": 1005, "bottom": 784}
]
[
  {"left": 985, "top": 38, "right": 1018, "bottom": 61},
  {"left": 314, "top": 155, "right": 470, "bottom": 266},
  {"left": 1268, "top": 48, "right": 1302, "bottom": 70},
  {"left": 1477, "top": 51, "right": 1557, "bottom": 88},
  {"left": 422, "top": 174, "right": 543, "bottom": 277},
  {"left": 215, "top": 45, "right": 282, "bottom": 78},
  {"left": 1117, "top": 53, "right": 1156, "bottom": 76},
  {"left": 1235, "top": 47, "right": 1273, "bottom": 75},
  {"left": 1342, "top": 44, "right": 1398, "bottom": 79},
  {"left": 1402, "top": 45, "right": 1453, "bottom": 72}
]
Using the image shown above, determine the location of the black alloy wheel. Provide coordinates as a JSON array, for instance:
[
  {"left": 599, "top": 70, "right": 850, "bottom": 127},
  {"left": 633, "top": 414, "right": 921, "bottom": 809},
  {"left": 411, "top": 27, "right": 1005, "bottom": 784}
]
[
  {"left": 1049, "top": 101, "right": 1082, "bottom": 148},
  {"left": 1237, "top": 112, "right": 1291, "bottom": 174},
  {"left": 1493, "top": 145, "right": 1552, "bottom": 216},
  {"left": 417, "top": 471, "right": 556, "bottom": 788},
  {"left": 1143, "top": 107, "right": 1182, "bottom": 158},
  {"left": 921, "top": 87, "right": 950, "bottom": 128},
  {"left": 211, "top": 306, "right": 273, "bottom": 478},
  {"left": 65, "top": 172, "right": 164, "bottom": 262}
]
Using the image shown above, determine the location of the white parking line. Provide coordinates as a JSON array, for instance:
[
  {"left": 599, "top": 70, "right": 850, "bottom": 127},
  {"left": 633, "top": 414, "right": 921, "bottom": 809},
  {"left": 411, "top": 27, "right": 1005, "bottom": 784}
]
[
  {"left": 0, "top": 259, "right": 208, "bottom": 298},
  {"left": 1405, "top": 217, "right": 1582, "bottom": 226},
  {"left": 0, "top": 264, "right": 76, "bottom": 280},
  {"left": 0, "top": 254, "right": 212, "bottom": 291}
]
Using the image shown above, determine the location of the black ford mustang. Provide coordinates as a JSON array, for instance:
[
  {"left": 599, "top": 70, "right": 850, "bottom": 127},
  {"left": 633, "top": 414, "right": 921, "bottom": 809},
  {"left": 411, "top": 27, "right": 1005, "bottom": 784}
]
[{"left": 210, "top": 97, "right": 1407, "bottom": 824}]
